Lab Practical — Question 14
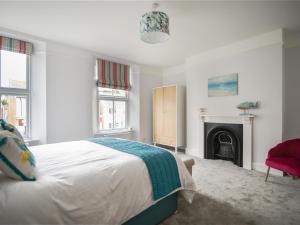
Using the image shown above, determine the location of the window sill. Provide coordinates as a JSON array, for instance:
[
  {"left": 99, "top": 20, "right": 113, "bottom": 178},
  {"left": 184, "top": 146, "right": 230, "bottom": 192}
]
[
  {"left": 94, "top": 128, "right": 133, "bottom": 136},
  {"left": 24, "top": 138, "right": 40, "bottom": 146}
]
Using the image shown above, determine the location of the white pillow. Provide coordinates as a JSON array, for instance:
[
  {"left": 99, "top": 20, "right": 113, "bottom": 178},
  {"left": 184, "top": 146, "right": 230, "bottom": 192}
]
[{"left": 0, "top": 130, "right": 36, "bottom": 181}]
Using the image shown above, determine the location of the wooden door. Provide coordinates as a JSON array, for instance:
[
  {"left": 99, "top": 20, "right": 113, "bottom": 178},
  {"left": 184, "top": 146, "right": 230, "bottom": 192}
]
[
  {"left": 153, "top": 87, "right": 164, "bottom": 144},
  {"left": 162, "top": 86, "right": 176, "bottom": 146}
]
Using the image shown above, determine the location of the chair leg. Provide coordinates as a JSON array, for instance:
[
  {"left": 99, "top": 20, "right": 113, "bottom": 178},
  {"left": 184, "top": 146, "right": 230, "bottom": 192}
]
[{"left": 265, "top": 167, "right": 270, "bottom": 182}]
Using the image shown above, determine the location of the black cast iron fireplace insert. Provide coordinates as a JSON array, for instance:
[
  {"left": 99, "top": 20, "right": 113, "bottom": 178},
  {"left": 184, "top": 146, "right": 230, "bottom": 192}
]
[{"left": 204, "top": 122, "right": 243, "bottom": 167}]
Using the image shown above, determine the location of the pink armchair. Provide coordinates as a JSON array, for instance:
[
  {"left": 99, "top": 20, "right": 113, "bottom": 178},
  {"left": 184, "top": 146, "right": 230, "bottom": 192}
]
[{"left": 265, "top": 139, "right": 300, "bottom": 181}]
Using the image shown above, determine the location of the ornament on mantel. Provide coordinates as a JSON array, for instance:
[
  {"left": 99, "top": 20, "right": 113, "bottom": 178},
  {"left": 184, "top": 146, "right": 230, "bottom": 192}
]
[{"left": 237, "top": 101, "right": 258, "bottom": 115}]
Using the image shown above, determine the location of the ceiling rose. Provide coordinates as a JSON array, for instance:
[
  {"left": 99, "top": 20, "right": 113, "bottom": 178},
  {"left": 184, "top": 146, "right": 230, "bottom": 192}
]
[{"left": 140, "top": 3, "right": 170, "bottom": 44}]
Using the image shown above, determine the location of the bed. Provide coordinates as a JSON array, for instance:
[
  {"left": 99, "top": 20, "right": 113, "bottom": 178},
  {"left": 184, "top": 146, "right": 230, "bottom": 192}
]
[{"left": 0, "top": 139, "right": 196, "bottom": 225}]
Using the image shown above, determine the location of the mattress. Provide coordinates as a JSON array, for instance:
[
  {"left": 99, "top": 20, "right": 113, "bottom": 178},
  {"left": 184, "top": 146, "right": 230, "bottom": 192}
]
[{"left": 0, "top": 140, "right": 196, "bottom": 225}]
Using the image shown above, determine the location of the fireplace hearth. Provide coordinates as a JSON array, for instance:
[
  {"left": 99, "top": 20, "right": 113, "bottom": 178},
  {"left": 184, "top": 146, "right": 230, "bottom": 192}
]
[{"left": 204, "top": 122, "right": 243, "bottom": 167}]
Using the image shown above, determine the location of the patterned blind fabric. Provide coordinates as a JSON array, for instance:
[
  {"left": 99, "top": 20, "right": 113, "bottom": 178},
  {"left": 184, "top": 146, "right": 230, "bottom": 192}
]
[
  {"left": 0, "top": 36, "right": 33, "bottom": 55},
  {"left": 97, "top": 59, "right": 130, "bottom": 90}
]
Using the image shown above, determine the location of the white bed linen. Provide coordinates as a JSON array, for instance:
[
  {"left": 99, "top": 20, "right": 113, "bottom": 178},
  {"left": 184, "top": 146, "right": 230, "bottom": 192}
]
[{"left": 0, "top": 140, "right": 195, "bottom": 225}]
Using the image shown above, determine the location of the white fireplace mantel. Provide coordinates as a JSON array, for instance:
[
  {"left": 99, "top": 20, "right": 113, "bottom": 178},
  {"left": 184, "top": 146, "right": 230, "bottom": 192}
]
[
  {"left": 200, "top": 114, "right": 255, "bottom": 124},
  {"left": 200, "top": 114, "right": 255, "bottom": 170}
]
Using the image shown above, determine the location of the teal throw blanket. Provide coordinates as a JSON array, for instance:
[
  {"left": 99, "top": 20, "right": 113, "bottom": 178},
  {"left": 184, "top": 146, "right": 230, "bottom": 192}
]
[{"left": 88, "top": 138, "right": 181, "bottom": 200}]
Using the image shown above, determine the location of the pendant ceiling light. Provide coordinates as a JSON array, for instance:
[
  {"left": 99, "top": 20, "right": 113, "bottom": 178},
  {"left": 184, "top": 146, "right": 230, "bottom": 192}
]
[{"left": 140, "top": 3, "right": 170, "bottom": 44}]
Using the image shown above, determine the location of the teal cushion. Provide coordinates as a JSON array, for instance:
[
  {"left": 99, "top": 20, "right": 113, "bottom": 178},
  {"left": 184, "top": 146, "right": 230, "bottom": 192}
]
[
  {"left": 0, "top": 130, "right": 36, "bottom": 181},
  {"left": 0, "top": 119, "right": 23, "bottom": 140}
]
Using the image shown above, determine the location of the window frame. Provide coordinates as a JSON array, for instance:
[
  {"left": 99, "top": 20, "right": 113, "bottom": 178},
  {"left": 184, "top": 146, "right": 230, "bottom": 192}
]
[
  {"left": 97, "top": 88, "right": 128, "bottom": 132},
  {"left": 0, "top": 51, "right": 31, "bottom": 138}
]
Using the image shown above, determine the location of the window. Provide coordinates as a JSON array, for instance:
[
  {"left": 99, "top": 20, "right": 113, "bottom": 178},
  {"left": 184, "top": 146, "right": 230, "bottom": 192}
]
[
  {"left": 97, "top": 87, "right": 128, "bottom": 131},
  {"left": 0, "top": 50, "right": 30, "bottom": 137}
]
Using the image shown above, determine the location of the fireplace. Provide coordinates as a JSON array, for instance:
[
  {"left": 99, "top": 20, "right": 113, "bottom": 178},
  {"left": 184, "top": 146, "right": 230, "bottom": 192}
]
[{"left": 204, "top": 122, "right": 243, "bottom": 167}]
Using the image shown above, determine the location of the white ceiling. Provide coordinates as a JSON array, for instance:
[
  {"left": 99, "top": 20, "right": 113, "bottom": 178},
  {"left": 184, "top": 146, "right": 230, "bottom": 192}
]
[{"left": 0, "top": 1, "right": 300, "bottom": 68}]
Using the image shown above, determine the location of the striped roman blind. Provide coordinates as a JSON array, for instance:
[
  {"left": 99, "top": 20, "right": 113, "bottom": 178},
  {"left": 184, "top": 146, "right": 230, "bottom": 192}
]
[
  {"left": 97, "top": 59, "right": 131, "bottom": 90},
  {"left": 0, "top": 36, "right": 33, "bottom": 55}
]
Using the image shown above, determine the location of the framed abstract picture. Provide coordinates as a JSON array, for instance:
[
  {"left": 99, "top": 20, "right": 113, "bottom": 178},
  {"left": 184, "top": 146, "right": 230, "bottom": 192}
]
[{"left": 208, "top": 73, "right": 238, "bottom": 97}]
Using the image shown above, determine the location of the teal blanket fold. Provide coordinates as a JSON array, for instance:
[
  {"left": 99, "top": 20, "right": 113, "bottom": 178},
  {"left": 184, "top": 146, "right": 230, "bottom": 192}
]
[{"left": 88, "top": 138, "right": 181, "bottom": 200}]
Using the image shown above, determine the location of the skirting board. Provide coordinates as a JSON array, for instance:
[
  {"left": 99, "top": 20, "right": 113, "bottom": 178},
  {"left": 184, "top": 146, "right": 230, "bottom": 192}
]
[
  {"left": 186, "top": 149, "right": 283, "bottom": 176},
  {"left": 252, "top": 163, "right": 282, "bottom": 176},
  {"left": 185, "top": 148, "right": 201, "bottom": 158}
]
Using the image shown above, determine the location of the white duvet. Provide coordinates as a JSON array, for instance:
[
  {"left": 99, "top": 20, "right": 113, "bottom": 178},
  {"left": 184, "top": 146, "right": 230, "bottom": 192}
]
[{"left": 0, "top": 140, "right": 195, "bottom": 225}]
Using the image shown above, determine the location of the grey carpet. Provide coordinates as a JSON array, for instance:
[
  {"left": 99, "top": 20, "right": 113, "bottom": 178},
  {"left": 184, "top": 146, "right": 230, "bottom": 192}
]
[{"left": 162, "top": 158, "right": 300, "bottom": 225}]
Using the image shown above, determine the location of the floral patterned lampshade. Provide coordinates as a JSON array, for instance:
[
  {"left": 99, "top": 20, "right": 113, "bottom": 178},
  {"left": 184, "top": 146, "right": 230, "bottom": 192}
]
[{"left": 140, "top": 10, "right": 170, "bottom": 44}]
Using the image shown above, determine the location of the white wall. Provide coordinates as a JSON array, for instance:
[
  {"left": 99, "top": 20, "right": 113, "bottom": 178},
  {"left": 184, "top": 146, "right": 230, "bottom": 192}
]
[
  {"left": 186, "top": 43, "right": 283, "bottom": 170},
  {"left": 46, "top": 43, "right": 95, "bottom": 143},
  {"left": 31, "top": 48, "right": 47, "bottom": 144},
  {"left": 163, "top": 65, "right": 186, "bottom": 86},
  {"left": 45, "top": 44, "right": 163, "bottom": 144},
  {"left": 127, "top": 65, "right": 141, "bottom": 141},
  {"left": 0, "top": 27, "right": 163, "bottom": 145},
  {"left": 139, "top": 66, "right": 162, "bottom": 143},
  {"left": 284, "top": 46, "right": 300, "bottom": 140},
  {"left": 30, "top": 27, "right": 296, "bottom": 174},
  {"left": 161, "top": 30, "right": 285, "bottom": 173}
]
